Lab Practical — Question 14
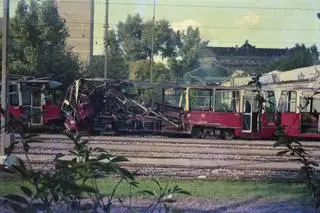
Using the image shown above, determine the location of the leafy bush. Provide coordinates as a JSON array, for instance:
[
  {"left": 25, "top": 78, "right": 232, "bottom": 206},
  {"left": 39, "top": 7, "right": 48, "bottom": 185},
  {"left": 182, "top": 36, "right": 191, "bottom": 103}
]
[
  {"left": 0, "top": 108, "right": 191, "bottom": 212},
  {"left": 274, "top": 126, "right": 320, "bottom": 209}
]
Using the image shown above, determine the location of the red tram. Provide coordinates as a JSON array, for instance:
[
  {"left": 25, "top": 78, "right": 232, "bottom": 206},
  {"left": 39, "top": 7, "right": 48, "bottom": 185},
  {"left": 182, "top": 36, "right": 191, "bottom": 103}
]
[
  {"left": 157, "top": 85, "right": 277, "bottom": 139},
  {"left": 61, "top": 78, "right": 320, "bottom": 140},
  {"left": 1, "top": 77, "right": 64, "bottom": 130},
  {"left": 277, "top": 88, "right": 320, "bottom": 139}
]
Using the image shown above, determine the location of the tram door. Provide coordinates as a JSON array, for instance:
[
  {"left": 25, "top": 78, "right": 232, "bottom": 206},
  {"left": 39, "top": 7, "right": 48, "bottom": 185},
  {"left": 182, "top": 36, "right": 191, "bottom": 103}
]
[
  {"left": 31, "top": 90, "right": 42, "bottom": 125},
  {"left": 242, "top": 96, "right": 259, "bottom": 133},
  {"left": 22, "top": 88, "right": 43, "bottom": 126},
  {"left": 300, "top": 93, "right": 320, "bottom": 134}
]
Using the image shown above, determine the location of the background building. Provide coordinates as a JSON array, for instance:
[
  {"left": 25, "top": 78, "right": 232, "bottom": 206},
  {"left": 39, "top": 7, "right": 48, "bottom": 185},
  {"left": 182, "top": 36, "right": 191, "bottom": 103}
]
[
  {"left": 202, "top": 40, "right": 289, "bottom": 74},
  {"left": 55, "top": 0, "right": 94, "bottom": 65}
]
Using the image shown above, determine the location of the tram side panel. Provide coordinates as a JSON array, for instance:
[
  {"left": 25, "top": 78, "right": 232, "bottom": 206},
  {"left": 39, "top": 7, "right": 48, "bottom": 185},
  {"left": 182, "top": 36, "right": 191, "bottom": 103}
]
[
  {"left": 180, "top": 87, "right": 242, "bottom": 139},
  {"left": 278, "top": 89, "right": 320, "bottom": 139},
  {"left": 42, "top": 104, "right": 63, "bottom": 126}
]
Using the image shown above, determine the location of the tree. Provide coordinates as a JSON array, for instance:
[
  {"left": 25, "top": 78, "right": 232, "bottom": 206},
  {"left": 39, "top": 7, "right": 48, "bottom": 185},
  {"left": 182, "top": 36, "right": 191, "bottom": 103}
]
[
  {"left": 117, "top": 14, "right": 145, "bottom": 61},
  {"left": 9, "top": 0, "right": 80, "bottom": 85},
  {"left": 105, "top": 14, "right": 207, "bottom": 83},
  {"left": 9, "top": 0, "right": 33, "bottom": 75},
  {"left": 262, "top": 43, "right": 320, "bottom": 73},
  {"left": 105, "top": 29, "right": 129, "bottom": 79},
  {"left": 117, "top": 14, "right": 179, "bottom": 61},
  {"left": 84, "top": 29, "right": 128, "bottom": 79},
  {"left": 141, "top": 19, "right": 179, "bottom": 60},
  {"left": 129, "top": 60, "right": 172, "bottom": 82},
  {"left": 168, "top": 27, "right": 208, "bottom": 81}
]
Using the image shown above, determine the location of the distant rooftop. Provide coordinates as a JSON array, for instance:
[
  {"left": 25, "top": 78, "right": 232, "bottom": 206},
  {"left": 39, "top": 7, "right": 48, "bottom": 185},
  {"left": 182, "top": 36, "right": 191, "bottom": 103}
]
[{"left": 203, "top": 40, "right": 289, "bottom": 57}]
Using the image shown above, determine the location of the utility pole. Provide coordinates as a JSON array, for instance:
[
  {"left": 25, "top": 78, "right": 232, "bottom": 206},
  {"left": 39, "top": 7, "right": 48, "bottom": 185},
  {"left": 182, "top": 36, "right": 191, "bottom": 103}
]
[
  {"left": 1, "top": 0, "right": 9, "bottom": 159},
  {"left": 89, "top": 0, "right": 95, "bottom": 65},
  {"left": 150, "top": 0, "right": 155, "bottom": 83},
  {"left": 104, "top": 0, "right": 109, "bottom": 79}
]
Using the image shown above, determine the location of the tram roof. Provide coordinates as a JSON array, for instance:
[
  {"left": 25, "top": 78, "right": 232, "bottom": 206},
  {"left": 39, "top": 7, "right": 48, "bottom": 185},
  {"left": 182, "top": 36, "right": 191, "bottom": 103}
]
[
  {"left": 0, "top": 79, "right": 62, "bottom": 88},
  {"left": 77, "top": 78, "right": 256, "bottom": 91}
]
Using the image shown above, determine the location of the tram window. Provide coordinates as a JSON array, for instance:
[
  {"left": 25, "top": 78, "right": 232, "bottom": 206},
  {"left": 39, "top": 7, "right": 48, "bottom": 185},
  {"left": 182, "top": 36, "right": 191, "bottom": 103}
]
[
  {"left": 300, "top": 97, "right": 309, "bottom": 112},
  {"left": 300, "top": 97, "right": 320, "bottom": 113},
  {"left": 180, "top": 91, "right": 186, "bottom": 109},
  {"left": 44, "top": 94, "right": 53, "bottom": 105},
  {"left": 9, "top": 85, "right": 19, "bottom": 106},
  {"left": 32, "top": 91, "right": 41, "bottom": 107},
  {"left": 266, "top": 91, "right": 276, "bottom": 121},
  {"left": 300, "top": 92, "right": 320, "bottom": 113},
  {"left": 279, "top": 91, "right": 296, "bottom": 112},
  {"left": 289, "top": 92, "right": 297, "bottom": 112},
  {"left": 22, "top": 89, "right": 31, "bottom": 105},
  {"left": 189, "top": 88, "right": 212, "bottom": 111},
  {"left": 55, "top": 90, "right": 65, "bottom": 105},
  {"left": 313, "top": 98, "right": 320, "bottom": 113},
  {"left": 215, "top": 90, "right": 239, "bottom": 112},
  {"left": 0, "top": 85, "right": 19, "bottom": 106},
  {"left": 163, "top": 88, "right": 182, "bottom": 107}
]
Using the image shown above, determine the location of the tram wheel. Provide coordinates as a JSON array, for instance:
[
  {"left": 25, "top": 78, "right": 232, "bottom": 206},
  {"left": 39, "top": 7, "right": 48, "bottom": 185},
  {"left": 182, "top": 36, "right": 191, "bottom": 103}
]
[
  {"left": 222, "top": 129, "right": 234, "bottom": 140},
  {"left": 191, "top": 127, "right": 202, "bottom": 138}
]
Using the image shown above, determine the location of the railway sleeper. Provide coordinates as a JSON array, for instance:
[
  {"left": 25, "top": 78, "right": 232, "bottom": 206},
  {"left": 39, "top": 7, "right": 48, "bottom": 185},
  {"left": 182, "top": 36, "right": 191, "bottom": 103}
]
[{"left": 191, "top": 126, "right": 235, "bottom": 140}]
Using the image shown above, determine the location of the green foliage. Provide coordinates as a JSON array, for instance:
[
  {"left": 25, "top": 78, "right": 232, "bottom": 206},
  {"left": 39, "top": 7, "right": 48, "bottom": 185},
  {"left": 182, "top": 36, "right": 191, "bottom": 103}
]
[
  {"left": 262, "top": 43, "right": 320, "bottom": 73},
  {"left": 84, "top": 29, "right": 129, "bottom": 79},
  {"left": 247, "top": 74, "right": 272, "bottom": 116},
  {"left": 117, "top": 14, "right": 145, "bottom": 61},
  {"left": 129, "top": 60, "right": 173, "bottom": 82},
  {"left": 140, "top": 178, "right": 192, "bottom": 212},
  {"left": 247, "top": 75, "right": 320, "bottom": 210},
  {"left": 117, "top": 14, "right": 178, "bottom": 61},
  {"left": 0, "top": 107, "right": 191, "bottom": 212},
  {"left": 274, "top": 125, "right": 320, "bottom": 208},
  {"left": 142, "top": 19, "right": 180, "bottom": 59},
  {"left": 9, "top": 0, "right": 80, "bottom": 86},
  {"left": 99, "top": 14, "right": 207, "bottom": 82},
  {"left": 168, "top": 26, "right": 208, "bottom": 81}
]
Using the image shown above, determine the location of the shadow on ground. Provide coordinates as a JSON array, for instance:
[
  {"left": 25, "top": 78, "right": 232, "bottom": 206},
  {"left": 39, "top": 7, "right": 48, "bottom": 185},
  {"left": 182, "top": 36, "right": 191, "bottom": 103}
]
[
  {"left": 111, "top": 198, "right": 317, "bottom": 213},
  {"left": 0, "top": 197, "right": 317, "bottom": 213}
]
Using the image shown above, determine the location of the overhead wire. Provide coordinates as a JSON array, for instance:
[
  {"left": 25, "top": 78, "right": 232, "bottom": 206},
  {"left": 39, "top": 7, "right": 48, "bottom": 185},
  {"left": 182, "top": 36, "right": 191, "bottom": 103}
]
[
  {"left": 4, "top": 0, "right": 320, "bottom": 11},
  {"left": 6, "top": 21, "right": 320, "bottom": 32},
  {"left": 3, "top": 0, "right": 319, "bottom": 47}
]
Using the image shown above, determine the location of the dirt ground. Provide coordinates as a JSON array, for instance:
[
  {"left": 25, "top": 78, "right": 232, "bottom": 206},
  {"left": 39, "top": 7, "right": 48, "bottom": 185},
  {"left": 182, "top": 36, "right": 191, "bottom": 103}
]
[
  {"left": 1, "top": 197, "right": 319, "bottom": 213},
  {"left": 110, "top": 197, "right": 318, "bottom": 213}
]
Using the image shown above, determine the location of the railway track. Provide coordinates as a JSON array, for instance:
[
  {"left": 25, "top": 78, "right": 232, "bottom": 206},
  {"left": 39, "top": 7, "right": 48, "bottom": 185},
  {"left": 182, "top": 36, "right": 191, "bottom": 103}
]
[{"left": 5, "top": 134, "right": 320, "bottom": 180}]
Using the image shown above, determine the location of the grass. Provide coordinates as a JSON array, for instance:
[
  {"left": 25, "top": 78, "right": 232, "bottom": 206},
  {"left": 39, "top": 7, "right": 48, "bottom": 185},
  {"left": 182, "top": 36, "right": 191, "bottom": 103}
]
[
  {"left": 0, "top": 176, "right": 308, "bottom": 201},
  {"left": 96, "top": 177, "right": 308, "bottom": 200}
]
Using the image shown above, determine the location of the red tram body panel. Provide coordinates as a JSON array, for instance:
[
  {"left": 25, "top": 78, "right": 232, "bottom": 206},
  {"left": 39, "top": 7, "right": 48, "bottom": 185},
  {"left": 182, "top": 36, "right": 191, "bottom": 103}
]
[
  {"left": 60, "top": 78, "right": 319, "bottom": 140},
  {"left": 277, "top": 89, "right": 320, "bottom": 139},
  {"left": 185, "top": 111, "right": 242, "bottom": 136},
  {"left": 42, "top": 104, "right": 63, "bottom": 125},
  {"left": 8, "top": 105, "right": 23, "bottom": 120},
  {"left": 159, "top": 86, "right": 277, "bottom": 139}
]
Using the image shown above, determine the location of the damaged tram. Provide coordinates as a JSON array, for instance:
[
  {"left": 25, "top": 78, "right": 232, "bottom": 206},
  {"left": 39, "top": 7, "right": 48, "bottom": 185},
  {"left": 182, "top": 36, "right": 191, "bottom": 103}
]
[
  {"left": 61, "top": 78, "right": 171, "bottom": 136},
  {"left": 62, "top": 78, "right": 278, "bottom": 139}
]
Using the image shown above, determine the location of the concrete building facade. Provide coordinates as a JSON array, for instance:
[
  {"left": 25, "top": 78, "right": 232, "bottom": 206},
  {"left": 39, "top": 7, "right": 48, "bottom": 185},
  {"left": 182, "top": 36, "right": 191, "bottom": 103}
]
[{"left": 55, "top": 0, "right": 94, "bottom": 64}]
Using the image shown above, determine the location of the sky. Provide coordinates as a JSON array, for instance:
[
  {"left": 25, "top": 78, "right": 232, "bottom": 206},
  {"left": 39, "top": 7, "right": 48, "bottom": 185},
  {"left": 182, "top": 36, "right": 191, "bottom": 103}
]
[
  {"left": 92, "top": 0, "right": 320, "bottom": 55},
  {"left": 2, "top": 0, "right": 320, "bottom": 55}
]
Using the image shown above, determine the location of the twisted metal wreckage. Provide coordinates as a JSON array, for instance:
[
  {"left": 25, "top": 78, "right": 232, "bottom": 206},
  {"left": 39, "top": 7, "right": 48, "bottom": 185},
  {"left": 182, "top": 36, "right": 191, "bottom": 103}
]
[{"left": 61, "top": 78, "right": 182, "bottom": 136}]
